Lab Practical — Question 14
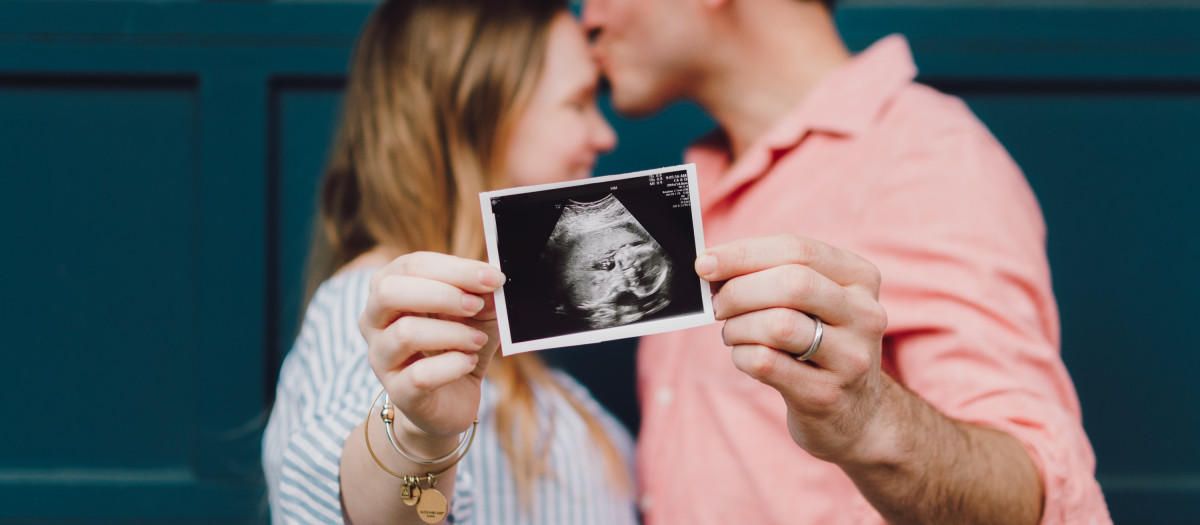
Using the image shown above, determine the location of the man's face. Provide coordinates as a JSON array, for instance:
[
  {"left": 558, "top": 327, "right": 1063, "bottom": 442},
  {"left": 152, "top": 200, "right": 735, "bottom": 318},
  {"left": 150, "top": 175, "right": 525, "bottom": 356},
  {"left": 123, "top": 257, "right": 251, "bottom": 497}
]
[{"left": 582, "top": 0, "right": 702, "bottom": 117}]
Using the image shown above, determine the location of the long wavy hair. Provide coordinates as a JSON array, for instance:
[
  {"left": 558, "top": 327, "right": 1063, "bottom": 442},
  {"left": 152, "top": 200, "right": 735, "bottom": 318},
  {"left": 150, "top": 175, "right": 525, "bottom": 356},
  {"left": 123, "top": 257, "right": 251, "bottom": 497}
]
[{"left": 306, "top": 0, "right": 628, "bottom": 506}]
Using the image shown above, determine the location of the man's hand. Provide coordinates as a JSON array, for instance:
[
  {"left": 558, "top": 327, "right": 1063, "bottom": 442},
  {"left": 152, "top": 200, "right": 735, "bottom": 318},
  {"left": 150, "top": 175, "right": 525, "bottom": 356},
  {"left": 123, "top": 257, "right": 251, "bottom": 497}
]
[
  {"left": 698, "top": 234, "right": 1043, "bottom": 525},
  {"left": 698, "top": 234, "right": 889, "bottom": 463}
]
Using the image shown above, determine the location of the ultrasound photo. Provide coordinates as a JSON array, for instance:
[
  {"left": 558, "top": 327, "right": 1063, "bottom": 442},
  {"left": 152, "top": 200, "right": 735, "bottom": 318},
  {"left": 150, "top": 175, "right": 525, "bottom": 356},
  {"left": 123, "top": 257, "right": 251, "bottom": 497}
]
[{"left": 481, "top": 164, "right": 714, "bottom": 354}]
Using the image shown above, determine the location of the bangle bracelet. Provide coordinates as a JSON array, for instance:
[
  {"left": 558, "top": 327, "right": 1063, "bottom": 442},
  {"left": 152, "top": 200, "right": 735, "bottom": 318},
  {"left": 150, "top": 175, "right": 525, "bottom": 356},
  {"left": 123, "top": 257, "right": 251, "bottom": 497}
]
[
  {"left": 382, "top": 393, "right": 475, "bottom": 465},
  {"left": 363, "top": 387, "right": 477, "bottom": 523},
  {"left": 363, "top": 387, "right": 477, "bottom": 478}
]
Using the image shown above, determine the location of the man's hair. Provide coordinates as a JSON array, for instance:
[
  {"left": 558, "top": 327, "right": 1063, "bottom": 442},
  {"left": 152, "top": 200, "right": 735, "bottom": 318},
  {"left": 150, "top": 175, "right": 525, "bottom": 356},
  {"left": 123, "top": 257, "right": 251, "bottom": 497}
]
[{"left": 817, "top": 0, "right": 836, "bottom": 10}]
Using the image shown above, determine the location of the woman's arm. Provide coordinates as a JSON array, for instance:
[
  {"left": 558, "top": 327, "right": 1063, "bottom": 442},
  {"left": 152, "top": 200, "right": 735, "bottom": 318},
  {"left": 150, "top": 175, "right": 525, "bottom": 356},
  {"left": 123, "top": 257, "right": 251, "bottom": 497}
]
[
  {"left": 341, "top": 407, "right": 464, "bottom": 525},
  {"left": 264, "top": 272, "right": 375, "bottom": 525},
  {"left": 343, "top": 252, "right": 505, "bottom": 524}
]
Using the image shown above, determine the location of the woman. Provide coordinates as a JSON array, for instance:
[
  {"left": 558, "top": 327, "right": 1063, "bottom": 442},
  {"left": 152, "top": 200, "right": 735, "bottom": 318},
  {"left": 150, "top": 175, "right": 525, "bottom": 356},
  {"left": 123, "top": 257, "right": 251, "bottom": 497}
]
[{"left": 262, "top": 0, "right": 634, "bottom": 523}]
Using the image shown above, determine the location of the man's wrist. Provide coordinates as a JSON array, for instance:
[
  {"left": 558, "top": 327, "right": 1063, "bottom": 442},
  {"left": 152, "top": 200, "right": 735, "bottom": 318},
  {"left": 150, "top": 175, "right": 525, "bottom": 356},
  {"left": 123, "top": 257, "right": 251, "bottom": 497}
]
[{"left": 837, "top": 375, "right": 916, "bottom": 473}]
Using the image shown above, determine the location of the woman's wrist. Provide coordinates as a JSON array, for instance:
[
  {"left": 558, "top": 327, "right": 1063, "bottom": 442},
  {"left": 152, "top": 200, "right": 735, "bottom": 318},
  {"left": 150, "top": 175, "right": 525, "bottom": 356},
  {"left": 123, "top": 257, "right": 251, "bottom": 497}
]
[
  {"left": 390, "top": 412, "right": 464, "bottom": 462},
  {"left": 350, "top": 387, "right": 474, "bottom": 525}
]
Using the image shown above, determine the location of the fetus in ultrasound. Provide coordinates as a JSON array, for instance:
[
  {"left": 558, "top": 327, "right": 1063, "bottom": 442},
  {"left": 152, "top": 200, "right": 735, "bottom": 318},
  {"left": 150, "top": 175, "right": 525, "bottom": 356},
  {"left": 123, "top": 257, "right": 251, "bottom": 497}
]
[{"left": 541, "top": 194, "right": 672, "bottom": 329}]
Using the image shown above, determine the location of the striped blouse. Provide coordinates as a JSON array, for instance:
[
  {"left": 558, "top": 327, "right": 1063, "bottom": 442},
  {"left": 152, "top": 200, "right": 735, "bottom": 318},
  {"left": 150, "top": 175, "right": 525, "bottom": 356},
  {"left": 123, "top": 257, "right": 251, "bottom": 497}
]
[{"left": 263, "top": 267, "right": 638, "bottom": 525}]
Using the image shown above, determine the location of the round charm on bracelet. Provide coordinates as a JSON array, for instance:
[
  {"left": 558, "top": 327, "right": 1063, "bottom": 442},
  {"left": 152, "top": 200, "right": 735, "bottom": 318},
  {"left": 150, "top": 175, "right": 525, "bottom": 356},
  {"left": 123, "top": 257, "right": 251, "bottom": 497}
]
[
  {"left": 363, "top": 387, "right": 477, "bottom": 524},
  {"left": 416, "top": 486, "right": 448, "bottom": 523}
]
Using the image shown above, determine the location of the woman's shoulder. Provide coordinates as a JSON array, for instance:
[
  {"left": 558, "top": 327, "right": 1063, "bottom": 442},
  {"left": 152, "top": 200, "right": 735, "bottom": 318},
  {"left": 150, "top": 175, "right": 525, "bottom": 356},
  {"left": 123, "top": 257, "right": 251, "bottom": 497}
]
[
  {"left": 291, "top": 266, "right": 380, "bottom": 358},
  {"left": 318, "top": 265, "right": 379, "bottom": 295},
  {"left": 309, "top": 266, "right": 379, "bottom": 316},
  {"left": 303, "top": 248, "right": 394, "bottom": 320},
  {"left": 272, "top": 266, "right": 381, "bottom": 425}
]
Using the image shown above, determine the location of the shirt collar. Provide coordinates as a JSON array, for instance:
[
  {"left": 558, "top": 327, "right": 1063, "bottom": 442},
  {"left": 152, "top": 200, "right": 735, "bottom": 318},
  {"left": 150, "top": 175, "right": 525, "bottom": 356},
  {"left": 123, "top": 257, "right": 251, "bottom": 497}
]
[
  {"left": 692, "top": 35, "right": 919, "bottom": 208},
  {"left": 765, "top": 34, "right": 918, "bottom": 147}
]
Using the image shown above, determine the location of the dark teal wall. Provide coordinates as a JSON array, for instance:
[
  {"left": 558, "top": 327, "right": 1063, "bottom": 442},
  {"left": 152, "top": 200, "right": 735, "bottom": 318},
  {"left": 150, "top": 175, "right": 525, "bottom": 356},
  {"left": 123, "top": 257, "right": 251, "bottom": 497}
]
[{"left": 1, "top": 2, "right": 1198, "bottom": 523}]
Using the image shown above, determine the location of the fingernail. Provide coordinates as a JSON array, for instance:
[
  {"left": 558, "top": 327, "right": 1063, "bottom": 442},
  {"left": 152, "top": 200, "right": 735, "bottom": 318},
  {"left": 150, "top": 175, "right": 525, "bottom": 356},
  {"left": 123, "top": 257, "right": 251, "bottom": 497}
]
[
  {"left": 466, "top": 353, "right": 479, "bottom": 366},
  {"left": 479, "top": 268, "right": 505, "bottom": 288},
  {"left": 471, "top": 329, "right": 488, "bottom": 346},
  {"left": 462, "top": 294, "right": 485, "bottom": 314},
  {"left": 696, "top": 254, "right": 717, "bottom": 278}
]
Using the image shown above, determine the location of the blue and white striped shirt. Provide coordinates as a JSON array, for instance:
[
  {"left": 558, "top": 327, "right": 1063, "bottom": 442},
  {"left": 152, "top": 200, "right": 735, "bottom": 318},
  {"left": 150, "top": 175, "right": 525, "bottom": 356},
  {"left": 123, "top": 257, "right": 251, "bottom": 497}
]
[{"left": 263, "top": 267, "right": 638, "bottom": 524}]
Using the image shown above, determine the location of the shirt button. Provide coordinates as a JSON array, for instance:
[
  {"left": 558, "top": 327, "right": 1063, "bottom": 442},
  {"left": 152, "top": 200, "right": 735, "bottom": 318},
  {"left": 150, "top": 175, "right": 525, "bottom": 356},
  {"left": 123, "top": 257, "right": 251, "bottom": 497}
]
[
  {"left": 639, "top": 495, "right": 654, "bottom": 512},
  {"left": 655, "top": 387, "right": 674, "bottom": 406}
]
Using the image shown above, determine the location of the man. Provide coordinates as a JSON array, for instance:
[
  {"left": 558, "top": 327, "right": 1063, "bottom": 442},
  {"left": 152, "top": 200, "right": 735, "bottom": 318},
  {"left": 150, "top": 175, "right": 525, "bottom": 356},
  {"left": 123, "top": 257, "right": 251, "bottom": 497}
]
[{"left": 583, "top": 0, "right": 1112, "bottom": 523}]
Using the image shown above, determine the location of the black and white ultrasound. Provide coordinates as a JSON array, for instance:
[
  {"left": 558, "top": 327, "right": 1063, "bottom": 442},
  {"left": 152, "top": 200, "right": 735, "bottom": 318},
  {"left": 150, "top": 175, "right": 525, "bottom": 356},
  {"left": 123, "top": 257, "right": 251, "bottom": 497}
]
[{"left": 485, "top": 166, "right": 711, "bottom": 351}]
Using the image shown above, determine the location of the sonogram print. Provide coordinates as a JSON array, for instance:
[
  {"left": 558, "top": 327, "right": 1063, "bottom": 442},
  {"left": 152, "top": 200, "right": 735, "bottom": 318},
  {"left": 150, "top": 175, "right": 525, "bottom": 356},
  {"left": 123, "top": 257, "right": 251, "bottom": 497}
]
[
  {"left": 540, "top": 194, "right": 672, "bottom": 329},
  {"left": 482, "top": 164, "right": 713, "bottom": 353}
]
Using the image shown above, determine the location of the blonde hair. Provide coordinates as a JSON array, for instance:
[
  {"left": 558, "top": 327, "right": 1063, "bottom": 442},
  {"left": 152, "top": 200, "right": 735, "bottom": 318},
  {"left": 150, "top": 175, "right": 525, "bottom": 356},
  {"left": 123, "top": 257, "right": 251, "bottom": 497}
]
[{"left": 307, "top": 0, "right": 629, "bottom": 505}]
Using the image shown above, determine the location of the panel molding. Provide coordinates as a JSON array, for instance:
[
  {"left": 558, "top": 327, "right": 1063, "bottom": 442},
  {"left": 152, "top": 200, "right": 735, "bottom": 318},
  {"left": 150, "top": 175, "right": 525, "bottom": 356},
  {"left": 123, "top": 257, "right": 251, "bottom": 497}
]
[{"left": 263, "top": 74, "right": 346, "bottom": 398}]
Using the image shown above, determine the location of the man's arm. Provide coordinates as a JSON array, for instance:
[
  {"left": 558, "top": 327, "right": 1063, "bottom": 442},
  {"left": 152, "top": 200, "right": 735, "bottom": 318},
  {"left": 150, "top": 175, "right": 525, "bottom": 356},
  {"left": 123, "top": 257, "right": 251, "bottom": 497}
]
[
  {"left": 841, "top": 375, "right": 1041, "bottom": 524},
  {"left": 698, "top": 235, "right": 1042, "bottom": 525}
]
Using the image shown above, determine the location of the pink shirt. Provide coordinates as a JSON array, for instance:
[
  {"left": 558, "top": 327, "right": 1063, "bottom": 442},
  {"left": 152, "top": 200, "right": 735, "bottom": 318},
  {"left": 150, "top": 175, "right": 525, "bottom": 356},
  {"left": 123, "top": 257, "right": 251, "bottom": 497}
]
[{"left": 637, "top": 35, "right": 1111, "bottom": 525}]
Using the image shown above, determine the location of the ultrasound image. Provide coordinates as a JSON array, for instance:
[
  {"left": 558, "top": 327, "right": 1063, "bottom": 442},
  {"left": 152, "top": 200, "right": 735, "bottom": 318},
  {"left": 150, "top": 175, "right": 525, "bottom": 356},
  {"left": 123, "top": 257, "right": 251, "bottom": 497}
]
[
  {"left": 541, "top": 194, "right": 672, "bottom": 329},
  {"left": 489, "top": 168, "right": 706, "bottom": 346}
]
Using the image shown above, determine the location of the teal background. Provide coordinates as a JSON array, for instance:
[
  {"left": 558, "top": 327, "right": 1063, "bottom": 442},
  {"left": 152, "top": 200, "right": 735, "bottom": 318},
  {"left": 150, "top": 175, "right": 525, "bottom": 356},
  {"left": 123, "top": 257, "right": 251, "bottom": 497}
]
[{"left": 2, "top": 2, "right": 1198, "bottom": 523}]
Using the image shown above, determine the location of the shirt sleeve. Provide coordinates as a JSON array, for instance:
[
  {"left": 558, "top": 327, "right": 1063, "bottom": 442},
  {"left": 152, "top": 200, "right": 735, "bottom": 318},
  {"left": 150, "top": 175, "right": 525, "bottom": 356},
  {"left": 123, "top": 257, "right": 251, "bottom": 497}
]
[
  {"left": 858, "top": 118, "right": 1111, "bottom": 524},
  {"left": 262, "top": 270, "right": 477, "bottom": 525},
  {"left": 262, "top": 308, "right": 360, "bottom": 524},
  {"left": 262, "top": 273, "right": 371, "bottom": 525}
]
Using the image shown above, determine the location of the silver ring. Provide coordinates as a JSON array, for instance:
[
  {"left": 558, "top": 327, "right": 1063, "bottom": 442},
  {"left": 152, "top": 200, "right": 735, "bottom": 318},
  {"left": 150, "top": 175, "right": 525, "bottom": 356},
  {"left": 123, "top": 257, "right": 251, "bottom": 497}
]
[{"left": 795, "top": 316, "right": 823, "bottom": 361}]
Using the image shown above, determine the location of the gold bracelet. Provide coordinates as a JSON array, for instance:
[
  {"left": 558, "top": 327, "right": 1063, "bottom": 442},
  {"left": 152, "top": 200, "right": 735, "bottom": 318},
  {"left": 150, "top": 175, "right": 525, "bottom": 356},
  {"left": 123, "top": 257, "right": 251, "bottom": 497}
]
[{"left": 363, "top": 386, "right": 477, "bottom": 524}]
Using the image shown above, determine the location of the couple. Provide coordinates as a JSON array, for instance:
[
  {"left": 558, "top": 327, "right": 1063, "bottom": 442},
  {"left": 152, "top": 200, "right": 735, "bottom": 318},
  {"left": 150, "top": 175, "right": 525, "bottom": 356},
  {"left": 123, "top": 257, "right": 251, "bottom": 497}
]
[{"left": 264, "top": 0, "right": 1112, "bottom": 524}]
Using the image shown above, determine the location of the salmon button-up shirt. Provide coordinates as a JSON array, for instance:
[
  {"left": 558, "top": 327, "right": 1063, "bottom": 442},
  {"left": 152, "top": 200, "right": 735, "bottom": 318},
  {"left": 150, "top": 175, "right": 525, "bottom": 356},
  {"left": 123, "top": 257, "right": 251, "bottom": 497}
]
[{"left": 636, "top": 35, "right": 1111, "bottom": 525}]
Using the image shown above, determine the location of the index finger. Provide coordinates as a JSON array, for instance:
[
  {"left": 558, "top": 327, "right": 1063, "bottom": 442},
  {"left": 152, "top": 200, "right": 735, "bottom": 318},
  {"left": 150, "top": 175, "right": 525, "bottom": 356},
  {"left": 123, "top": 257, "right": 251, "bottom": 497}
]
[
  {"left": 696, "top": 235, "right": 879, "bottom": 294},
  {"left": 372, "top": 251, "right": 506, "bottom": 295}
]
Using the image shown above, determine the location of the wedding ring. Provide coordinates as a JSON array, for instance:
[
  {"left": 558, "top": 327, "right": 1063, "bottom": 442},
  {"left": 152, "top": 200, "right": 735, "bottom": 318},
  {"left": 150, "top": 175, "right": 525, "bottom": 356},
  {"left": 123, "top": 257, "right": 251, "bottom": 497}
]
[{"left": 795, "top": 316, "right": 823, "bottom": 362}]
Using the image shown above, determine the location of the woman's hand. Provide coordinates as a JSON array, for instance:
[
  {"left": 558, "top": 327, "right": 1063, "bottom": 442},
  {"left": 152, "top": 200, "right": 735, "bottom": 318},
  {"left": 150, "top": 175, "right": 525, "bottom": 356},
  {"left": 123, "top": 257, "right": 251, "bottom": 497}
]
[{"left": 359, "top": 252, "right": 506, "bottom": 457}]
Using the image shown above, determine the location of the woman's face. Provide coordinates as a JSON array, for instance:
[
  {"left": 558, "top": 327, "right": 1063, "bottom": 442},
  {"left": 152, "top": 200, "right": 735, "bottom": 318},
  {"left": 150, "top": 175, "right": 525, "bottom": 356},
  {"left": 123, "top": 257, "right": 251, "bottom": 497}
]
[{"left": 504, "top": 13, "right": 617, "bottom": 187}]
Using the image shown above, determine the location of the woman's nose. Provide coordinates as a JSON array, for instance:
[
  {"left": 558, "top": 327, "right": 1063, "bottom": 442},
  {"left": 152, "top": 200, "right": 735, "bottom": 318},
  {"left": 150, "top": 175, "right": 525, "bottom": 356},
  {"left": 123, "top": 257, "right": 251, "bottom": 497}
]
[{"left": 590, "top": 111, "right": 617, "bottom": 153}]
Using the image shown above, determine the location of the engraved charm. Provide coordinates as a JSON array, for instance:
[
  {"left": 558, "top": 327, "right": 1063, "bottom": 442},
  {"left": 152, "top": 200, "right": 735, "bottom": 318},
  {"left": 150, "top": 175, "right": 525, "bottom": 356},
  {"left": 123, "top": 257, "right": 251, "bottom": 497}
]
[
  {"left": 400, "top": 478, "right": 421, "bottom": 507},
  {"left": 415, "top": 487, "right": 448, "bottom": 523}
]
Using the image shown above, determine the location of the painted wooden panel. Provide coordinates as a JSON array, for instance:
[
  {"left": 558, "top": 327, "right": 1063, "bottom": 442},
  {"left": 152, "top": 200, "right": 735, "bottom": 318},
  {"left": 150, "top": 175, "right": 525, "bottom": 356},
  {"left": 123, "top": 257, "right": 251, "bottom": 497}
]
[
  {"left": 0, "top": 77, "right": 197, "bottom": 471},
  {"left": 266, "top": 80, "right": 345, "bottom": 390}
]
